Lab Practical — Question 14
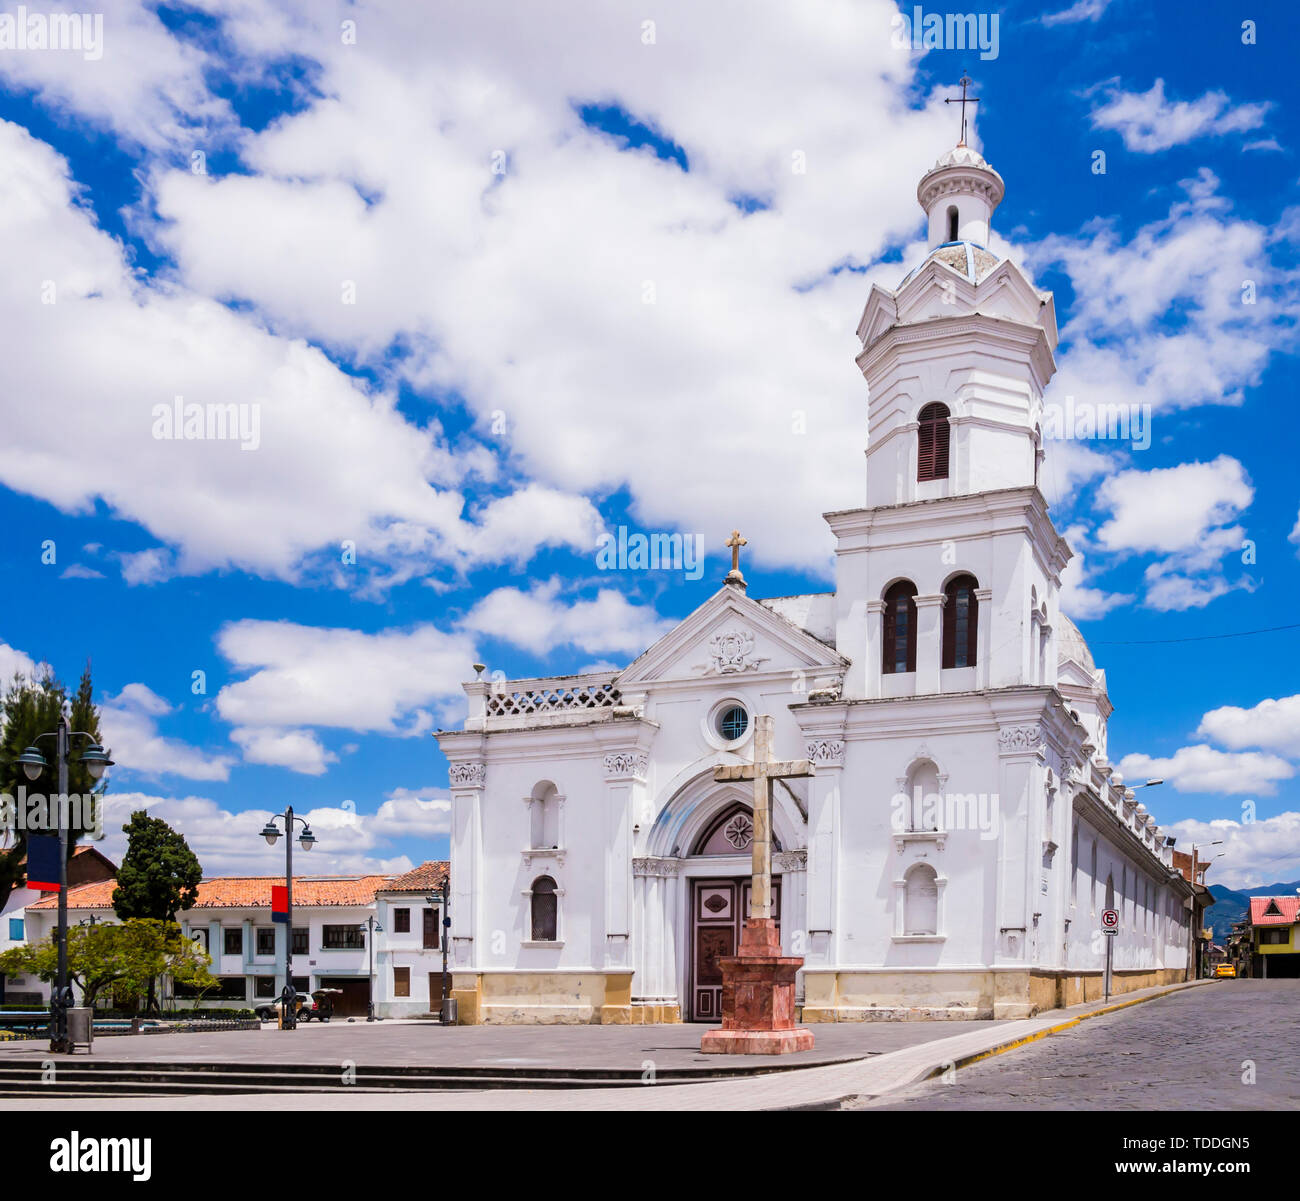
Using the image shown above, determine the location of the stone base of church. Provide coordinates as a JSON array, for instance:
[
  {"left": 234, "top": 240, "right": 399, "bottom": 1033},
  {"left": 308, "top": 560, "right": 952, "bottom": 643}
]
[
  {"left": 800, "top": 966, "right": 1191, "bottom": 1022},
  {"left": 450, "top": 970, "right": 665, "bottom": 1025}
]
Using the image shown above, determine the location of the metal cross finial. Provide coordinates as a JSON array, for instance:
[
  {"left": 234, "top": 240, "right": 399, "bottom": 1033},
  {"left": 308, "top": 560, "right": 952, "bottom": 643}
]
[
  {"left": 724, "top": 529, "right": 748, "bottom": 587},
  {"left": 945, "top": 73, "right": 979, "bottom": 147}
]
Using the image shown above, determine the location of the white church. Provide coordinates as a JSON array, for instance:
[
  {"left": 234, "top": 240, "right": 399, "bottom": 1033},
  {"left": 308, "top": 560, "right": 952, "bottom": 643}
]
[{"left": 436, "top": 138, "right": 1197, "bottom": 1025}]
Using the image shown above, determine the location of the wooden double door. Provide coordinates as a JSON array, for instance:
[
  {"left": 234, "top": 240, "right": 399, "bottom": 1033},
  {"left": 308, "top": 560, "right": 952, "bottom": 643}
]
[{"left": 690, "top": 877, "right": 781, "bottom": 1022}]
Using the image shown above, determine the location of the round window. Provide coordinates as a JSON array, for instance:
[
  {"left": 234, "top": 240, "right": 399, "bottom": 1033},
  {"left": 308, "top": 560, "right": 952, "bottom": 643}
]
[{"left": 717, "top": 705, "right": 748, "bottom": 741}]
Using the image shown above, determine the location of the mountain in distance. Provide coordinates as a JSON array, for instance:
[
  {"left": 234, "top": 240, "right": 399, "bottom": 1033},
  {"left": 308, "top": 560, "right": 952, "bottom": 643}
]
[{"left": 1206, "top": 879, "right": 1300, "bottom": 944}]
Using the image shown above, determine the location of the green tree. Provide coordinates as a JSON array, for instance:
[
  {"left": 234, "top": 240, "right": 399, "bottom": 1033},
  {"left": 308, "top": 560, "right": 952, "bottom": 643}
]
[
  {"left": 0, "top": 919, "right": 213, "bottom": 1011},
  {"left": 0, "top": 663, "right": 108, "bottom": 912},
  {"left": 112, "top": 811, "right": 203, "bottom": 921}
]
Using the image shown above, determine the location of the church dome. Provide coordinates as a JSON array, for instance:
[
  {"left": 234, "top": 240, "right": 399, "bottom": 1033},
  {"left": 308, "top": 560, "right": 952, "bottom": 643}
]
[
  {"left": 925, "top": 144, "right": 996, "bottom": 175},
  {"left": 1057, "top": 613, "right": 1096, "bottom": 673},
  {"left": 899, "top": 239, "right": 1003, "bottom": 287}
]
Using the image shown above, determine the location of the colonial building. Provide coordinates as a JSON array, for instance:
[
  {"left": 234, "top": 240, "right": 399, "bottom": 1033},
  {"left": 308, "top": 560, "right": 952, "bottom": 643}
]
[
  {"left": 1242, "top": 896, "right": 1300, "bottom": 979},
  {"left": 0, "top": 845, "right": 118, "bottom": 1005},
  {"left": 436, "top": 139, "right": 1198, "bottom": 1025},
  {"left": 20, "top": 861, "right": 448, "bottom": 1018}
]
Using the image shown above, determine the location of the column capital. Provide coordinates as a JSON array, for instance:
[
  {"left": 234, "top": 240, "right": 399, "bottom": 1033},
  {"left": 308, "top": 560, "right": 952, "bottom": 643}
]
[{"left": 448, "top": 761, "right": 486, "bottom": 789}]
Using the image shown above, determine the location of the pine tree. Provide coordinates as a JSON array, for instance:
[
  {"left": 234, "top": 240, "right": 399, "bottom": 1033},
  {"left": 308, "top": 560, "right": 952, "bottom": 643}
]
[
  {"left": 112, "top": 812, "right": 204, "bottom": 922},
  {"left": 0, "top": 662, "right": 107, "bottom": 912}
]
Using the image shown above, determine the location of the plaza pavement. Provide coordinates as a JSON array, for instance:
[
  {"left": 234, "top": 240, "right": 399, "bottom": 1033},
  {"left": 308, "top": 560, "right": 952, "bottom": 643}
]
[{"left": 0, "top": 978, "right": 1211, "bottom": 1110}]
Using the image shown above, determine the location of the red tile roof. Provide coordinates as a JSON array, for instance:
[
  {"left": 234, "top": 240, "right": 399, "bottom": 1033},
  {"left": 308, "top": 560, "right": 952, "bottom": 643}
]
[
  {"left": 1250, "top": 896, "right": 1300, "bottom": 926},
  {"left": 27, "top": 863, "right": 449, "bottom": 912},
  {"left": 383, "top": 861, "right": 449, "bottom": 893}
]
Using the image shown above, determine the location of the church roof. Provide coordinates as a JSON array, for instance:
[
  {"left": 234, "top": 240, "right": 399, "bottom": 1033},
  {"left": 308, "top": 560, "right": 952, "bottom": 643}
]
[{"left": 1057, "top": 613, "right": 1096, "bottom": 673}]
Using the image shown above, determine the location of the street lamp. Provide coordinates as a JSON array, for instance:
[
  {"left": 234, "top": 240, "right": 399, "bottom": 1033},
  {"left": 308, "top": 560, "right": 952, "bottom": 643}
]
[
  {"left": 17, "top": 723, "right": 113, "bottom": 1053},
  {"left": 359, "top": 915, "right": 382, "bottom": 1022},
  {"left": 426, "top": 887, "right": 452, "bottom": 1024},
  {"left": 258, "top": 806, "right": 316, "bottom": 1030}
]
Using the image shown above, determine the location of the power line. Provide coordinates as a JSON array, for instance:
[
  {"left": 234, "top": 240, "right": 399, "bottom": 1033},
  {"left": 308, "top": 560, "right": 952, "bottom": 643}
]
[{"left": 1092, "top": 622, "right": 1300, "bottom": 646}]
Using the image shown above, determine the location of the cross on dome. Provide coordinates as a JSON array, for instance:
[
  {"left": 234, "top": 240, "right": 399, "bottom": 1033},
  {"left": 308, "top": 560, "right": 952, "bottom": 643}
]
[{"left": 944, "top": 73, "right": 980, "bottom": 147}]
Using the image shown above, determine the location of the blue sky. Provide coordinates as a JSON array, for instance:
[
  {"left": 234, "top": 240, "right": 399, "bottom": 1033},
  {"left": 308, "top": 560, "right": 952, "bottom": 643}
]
[{"left": 0, "top": 0, "right": 1296, "bottom": 888}]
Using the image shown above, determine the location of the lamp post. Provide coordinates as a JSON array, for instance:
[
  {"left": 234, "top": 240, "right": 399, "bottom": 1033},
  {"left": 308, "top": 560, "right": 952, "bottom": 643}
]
[
  {"left": 17, "top": 722, "right": 111, "bottom": 1054},
  {"left": 426, "top": 886, "right": 451, "bottom": 1024},
  {"left": 258, "top": 807, "right": 316, "bottom": 1030},
  {"left": 359, "top": 914, "right": 382, "bottom": 1021}
]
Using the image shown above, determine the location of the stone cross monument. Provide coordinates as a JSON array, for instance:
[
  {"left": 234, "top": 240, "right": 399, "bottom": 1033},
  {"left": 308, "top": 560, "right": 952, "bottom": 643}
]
[{"left": 701, "top": 714, "right": 816, "bottom": 1055}]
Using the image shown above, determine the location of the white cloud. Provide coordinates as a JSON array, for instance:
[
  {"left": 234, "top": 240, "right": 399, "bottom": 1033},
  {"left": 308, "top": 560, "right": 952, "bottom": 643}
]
[
  {"left": 1027, "top": 172, "right": 1294, "bottom": 421},
  {"left": 0, "top": 1, "right": 238, "bottom": 151},
  {"left": 1096, "top": 458, "right": 1253, "bottom": 555},
  {"left": 1198, "top": 695, "right": 1300, "bottom": 756},
  {"left": 1118, "top": 745, "right": 1295, "bottom": 796},
  {"left": 0, "top": 640, "right": 42, "bottom": 685},
  {"left": 1290, "top": 510, "right": 1300, "bottom": 556},
  {"left": 461, "top": 578, "right": 676, "bottom": 657},
  {"left": 1090, "top": 80, "right": 1270, "bottom": 153},
  {"left": 228, "top": 726, "right": 336, "bottom": 776},
  {"left": 0, "top": 120, "right": 602, "bottom": 591},
  {"left": 1162, "top": 811, "right": 1300, "bottom": 892},
  {"left": 215, "top": 618, "right": 475, "bottom": 737},
  {"left": 134, "top": 0, "right": 963, "bottom": 576},
  {"left": 93, "top": 791, "right": 431, "bottom": 878},
  {"left": 1058, "top": 525, "right": 1132, "bottom": 620},
  {"left": 96, "top": 684, "right": 236, "bottom": 782},
  {"left": 1040, "top": 0, "right": 1114, "bottom": 25}
]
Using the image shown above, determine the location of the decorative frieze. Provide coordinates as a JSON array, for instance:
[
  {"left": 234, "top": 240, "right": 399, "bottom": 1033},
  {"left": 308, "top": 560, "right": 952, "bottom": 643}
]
[
  {"left": 805, "top": 739, "right": 845, "bottom": 766},
  {"left": 448, "top": 762, "right": 486, "bottom": 788},
  {"left": 632, "top": 856, "right": 682, "bottom": 878},
  {"left": 997, "top": 725, "right": 1042, "bottom": 754},
  {"left": 603, "top": 751, "right": 648, "bottom": 779}
]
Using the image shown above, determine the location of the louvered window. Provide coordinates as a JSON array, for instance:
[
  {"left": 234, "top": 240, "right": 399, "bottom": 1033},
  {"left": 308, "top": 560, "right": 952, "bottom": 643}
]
[
  {"left": 882, "top": 581, "right": 918, "bottom": 675},
  {"left": 942, "top": 574, "right": 979, "bottom": 668},
  {"left": 917, "top": 402, "right": 951, "bottom": 481}
]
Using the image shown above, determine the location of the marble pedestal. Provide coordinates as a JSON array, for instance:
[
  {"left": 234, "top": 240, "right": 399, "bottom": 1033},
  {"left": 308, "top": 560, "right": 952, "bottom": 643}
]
[{"left": 700, "top": 919, "right": 815, "bottom": 1055}]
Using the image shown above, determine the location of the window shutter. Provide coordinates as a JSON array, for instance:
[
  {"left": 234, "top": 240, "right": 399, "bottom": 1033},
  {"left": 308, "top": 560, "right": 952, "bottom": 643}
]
[
  {"left": 882, "top": 599, "right": 897, "bottom": 673},
  {"left": 917, "top": 403, "right": 951, "bottom": 482},
  {"left": 933, "top": 413, "right": 950, "bottom": 479},
  {"left": 966, "top": 585, "right": 978, "bottom": 665},
  {"left": 942, "top": 586, "right": 956, "bottom": 668}
]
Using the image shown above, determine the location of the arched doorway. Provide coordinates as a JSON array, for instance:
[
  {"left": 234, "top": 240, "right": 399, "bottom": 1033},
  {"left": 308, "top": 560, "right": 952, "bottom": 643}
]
[{"left": 687, "top": 802, "right": 783, "bottom": 1022}]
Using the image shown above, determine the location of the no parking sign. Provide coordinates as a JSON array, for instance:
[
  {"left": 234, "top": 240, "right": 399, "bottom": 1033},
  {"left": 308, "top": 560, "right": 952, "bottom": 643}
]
[{"left": 1101, "top": 907, "right": 1119, "bottom": 934}]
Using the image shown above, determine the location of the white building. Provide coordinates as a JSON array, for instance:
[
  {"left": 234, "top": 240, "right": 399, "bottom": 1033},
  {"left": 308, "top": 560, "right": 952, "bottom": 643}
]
[
  {"left": 20, "top": 861, "right": 448, "bottom": 1019},
  {"left": 435, "top": 142, "right": 1197, "bottom": 1025}
]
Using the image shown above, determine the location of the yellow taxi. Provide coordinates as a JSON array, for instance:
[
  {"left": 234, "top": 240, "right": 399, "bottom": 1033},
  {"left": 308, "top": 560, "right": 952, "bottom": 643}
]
[{"left": 1213, "top": 963, "right": 1237, "bottom": 979}]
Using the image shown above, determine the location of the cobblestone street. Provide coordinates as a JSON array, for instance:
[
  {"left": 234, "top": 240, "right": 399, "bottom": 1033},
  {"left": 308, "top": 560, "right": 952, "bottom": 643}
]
[{"left": 855, "top": 980, "right": 1300, "bottom": 1111}]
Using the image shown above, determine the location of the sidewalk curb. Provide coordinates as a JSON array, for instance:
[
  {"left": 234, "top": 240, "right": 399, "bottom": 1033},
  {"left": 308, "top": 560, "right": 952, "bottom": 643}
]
[{"left": 830, "top": 978, "right": 1215, "bottom": 1109}]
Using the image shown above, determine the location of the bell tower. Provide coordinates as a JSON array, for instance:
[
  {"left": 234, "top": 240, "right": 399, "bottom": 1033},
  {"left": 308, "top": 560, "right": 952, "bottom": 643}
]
[
  {"left": 828, "top": 109, "right": 1071, "bottom": 702},
  {"left": 853, "top": 137, "right": 1059, "bottom": 509}
]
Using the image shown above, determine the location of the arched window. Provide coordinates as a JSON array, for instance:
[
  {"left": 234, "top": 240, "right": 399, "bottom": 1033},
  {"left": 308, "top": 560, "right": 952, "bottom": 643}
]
[
  {"left": 882, "top": 581, "right": 918, "bottom": 675},
  {"left": 905, "top": 759, "right": 941, "bottom": 832},
  {"left": 1070, "top": 822, "right": 1079, "bottom": 907},
  {"left": 904, "top": 864, "right": 939, "bottom": 936},
  {"left": 529, "top": 780, "right": 559, "bottom": 850},
  {"left": 946, "top": 205, "right": 959, "bottom": 243},
  {"left": 530, "top": 876, "right": 558, "bottom": 941},
  {"left": 1090, "top": 842, "right": 1098, "bottom": 913},
  {"left": 917, "top": 402, "right": 951, "bottom": 481},
  {"left": 942, "top": 574, "right": 979, "bottom": 668}
]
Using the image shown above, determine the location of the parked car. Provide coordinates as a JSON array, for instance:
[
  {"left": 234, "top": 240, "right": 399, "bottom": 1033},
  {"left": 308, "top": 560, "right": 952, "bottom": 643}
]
[
  {"left": 254, "top": 990, "right": 316, "bottom": 1022},
  {"left": 1214, "top": 963, "right": 1237, "bottom": 979}
]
